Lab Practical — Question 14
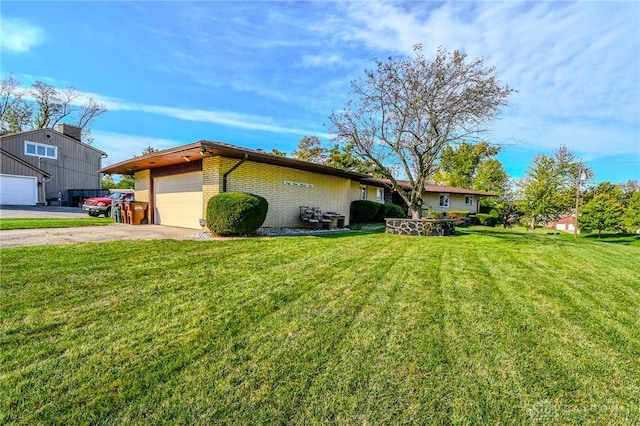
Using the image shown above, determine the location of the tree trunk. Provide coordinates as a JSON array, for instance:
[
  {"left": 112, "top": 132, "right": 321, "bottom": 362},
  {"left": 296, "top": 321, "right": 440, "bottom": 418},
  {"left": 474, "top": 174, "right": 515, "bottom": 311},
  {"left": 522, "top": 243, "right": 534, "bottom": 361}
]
[
  {"left": 530, "top": 217, "right": 536, "bottom": 232},
  {"left": 409, "top": 206, "right": 421, "bottom": 219}
]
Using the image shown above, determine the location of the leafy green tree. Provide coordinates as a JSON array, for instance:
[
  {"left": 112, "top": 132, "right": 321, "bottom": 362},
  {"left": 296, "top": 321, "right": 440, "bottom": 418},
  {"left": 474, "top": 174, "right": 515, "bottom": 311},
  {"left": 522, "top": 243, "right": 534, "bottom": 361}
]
[
  {"left": 326, "top": 143, "right": 382, "bottom": 175},
  {"left": 493, "top": 177, "right": 523, "bottom": 228},
  {"left": 579, "top": 194, "right": 625, "bottom": 237},
  {"left": 624, "top": 191, "right": 640, "bottom": 233},
  {"left": 520, "top": 154, "right": 565, "bottom": 231},
  {"left": 434, "top": 141, "right": 502, "bottom": 189},
  {"left": 270, "top": 148, "right": 287, "bottom": 157},
  {"left": 330, "top": 45, "right": 512, "bottom": 219},
  {"left": 618, "top": 180, "right": 640, "bottom": 207},
  {"left": 519, "top": 146, "right": 590, "bottom": 231},
  {"left": 292, "top": 135, "right": 328, "bottom": 164},
  {"left": 101, "top": 175, "right": 117, "bottom": 189},
  {"left": 138, "top": 146, "right": 160, "bottom": 156},
  {"left": 583, "top": 181, "right": 623, "bottom": 205}
]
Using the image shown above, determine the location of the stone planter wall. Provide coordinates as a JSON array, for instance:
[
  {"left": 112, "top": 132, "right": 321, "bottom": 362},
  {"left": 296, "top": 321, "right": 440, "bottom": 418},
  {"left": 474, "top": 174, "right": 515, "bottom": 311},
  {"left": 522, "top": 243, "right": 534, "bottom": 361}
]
[{"left": 385, "top": 218, "right": 456, "bottom": 236}]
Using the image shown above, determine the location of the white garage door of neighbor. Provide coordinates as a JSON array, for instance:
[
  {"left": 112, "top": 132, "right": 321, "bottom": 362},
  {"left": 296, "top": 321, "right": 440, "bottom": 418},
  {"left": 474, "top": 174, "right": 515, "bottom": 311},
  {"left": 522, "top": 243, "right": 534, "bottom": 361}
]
[
  {"left": 154, "top": 172, "right": 203, "bottom": 229},
  {"left": 0, "top": 174, "right": 38, "bottom": 206}
]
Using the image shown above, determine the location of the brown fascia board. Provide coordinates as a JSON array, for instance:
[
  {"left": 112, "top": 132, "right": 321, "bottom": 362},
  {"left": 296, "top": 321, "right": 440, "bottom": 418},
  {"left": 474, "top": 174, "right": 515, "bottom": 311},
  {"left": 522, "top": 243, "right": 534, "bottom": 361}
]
[
  {"left": 99, "top": 140, "right": 382, "bottom": 183},
  {"left": 0, "top": 128, "right": 108, "bottom": 157},
  {"left": 369, "top": 178, "right": 496, "bottom": 196},
  {"left": 0, "top": 148, "right": 52, "bottom": 178}
]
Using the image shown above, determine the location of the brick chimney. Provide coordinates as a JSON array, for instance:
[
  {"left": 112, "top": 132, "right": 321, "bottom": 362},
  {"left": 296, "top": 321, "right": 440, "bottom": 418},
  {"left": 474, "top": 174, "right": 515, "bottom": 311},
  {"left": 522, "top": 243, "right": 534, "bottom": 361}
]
[{"left": 57, "top": 123, "right": 82, "bottom": 142}]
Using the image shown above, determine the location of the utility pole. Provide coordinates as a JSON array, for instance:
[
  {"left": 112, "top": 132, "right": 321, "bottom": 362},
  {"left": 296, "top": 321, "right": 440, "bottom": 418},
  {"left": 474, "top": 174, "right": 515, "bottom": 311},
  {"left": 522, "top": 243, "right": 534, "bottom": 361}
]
[{"left": 574, "top": 170, "right": 587, "bottom": 239}]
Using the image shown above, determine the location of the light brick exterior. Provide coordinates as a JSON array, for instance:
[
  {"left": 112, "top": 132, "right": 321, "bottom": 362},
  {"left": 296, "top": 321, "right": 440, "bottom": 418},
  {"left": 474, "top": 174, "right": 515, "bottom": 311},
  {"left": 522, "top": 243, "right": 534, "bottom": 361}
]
[{"left": 213, "top": 157, "right": 355, "bottom": 227}]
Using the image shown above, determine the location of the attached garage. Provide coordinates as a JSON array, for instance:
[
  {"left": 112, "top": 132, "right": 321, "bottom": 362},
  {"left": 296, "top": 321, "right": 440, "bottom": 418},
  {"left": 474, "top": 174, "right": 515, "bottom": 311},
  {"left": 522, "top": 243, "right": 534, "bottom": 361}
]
[
  {"left": 0, "top": 174, "right": 38, "bottom": 206},
  {"left": 154, "top": 172, "right": 203, "bottom": 229}
]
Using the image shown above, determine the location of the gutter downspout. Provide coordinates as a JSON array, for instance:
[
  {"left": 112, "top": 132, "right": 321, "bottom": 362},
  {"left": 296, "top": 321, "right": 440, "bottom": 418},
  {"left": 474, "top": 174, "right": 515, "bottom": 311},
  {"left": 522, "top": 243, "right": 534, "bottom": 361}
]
[{"left": 222, "top": 154, "right": 248, "bottom": 192}]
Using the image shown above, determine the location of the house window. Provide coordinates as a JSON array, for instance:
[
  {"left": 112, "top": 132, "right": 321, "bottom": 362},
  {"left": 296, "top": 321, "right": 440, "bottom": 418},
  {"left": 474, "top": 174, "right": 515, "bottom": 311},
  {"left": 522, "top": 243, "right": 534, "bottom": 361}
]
[
  {"left": 439, "top": 194, "right": 450, "bottom": 208},
  {"left": 359, "top": 185, "right": 367, "bottom": 200},
  {"left": 376, "top": 188, "right": 384, "bottom": 202},
  {"left": 465, "top": 195, "right": 474, "bottom": 206},
  {"left": 25, "top": 141, "right": 57, "bottom": 159}
]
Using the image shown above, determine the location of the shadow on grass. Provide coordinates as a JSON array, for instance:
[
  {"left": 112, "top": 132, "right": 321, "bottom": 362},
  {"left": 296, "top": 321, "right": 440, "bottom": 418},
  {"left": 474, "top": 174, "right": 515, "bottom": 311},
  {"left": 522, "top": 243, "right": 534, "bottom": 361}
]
[{"left": 582, "top": 233, "right": 640, "bottom": 246}]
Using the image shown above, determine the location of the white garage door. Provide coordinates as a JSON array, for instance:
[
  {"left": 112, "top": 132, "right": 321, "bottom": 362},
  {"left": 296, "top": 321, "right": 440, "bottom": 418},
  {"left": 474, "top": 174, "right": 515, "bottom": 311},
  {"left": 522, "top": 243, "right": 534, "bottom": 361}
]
[
  {"left": 154, "top": 172, "right": 203, "bottom": 229},
  {"left": 0, "top": 174, "right": 38, "bottom": 206}
]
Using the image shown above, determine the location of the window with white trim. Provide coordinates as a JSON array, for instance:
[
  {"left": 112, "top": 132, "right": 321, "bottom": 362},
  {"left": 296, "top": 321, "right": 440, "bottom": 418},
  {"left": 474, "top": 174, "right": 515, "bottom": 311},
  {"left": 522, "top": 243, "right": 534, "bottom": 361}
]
[
  {"left": 465, "top": 195, "right": 474, "bottom": 206},
  {"left": 25, "top": 141, "right": 57, "bottom": 159},
  {"left": 376, "top": 188, "right": 384, "bottom": 202},
  {"left": 359, "top": 185, "right": 367, "bottom": 200},
  {"left": 439, "top": 193, "right": 450, "bottom": 208}
]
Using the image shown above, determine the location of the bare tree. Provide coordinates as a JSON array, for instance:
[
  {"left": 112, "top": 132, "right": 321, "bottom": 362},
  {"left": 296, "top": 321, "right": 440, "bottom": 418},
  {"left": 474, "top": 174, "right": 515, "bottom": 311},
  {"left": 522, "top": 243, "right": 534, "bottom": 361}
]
[
  {"left": 329, "top": 45, "right": 513, "bottom": 218},
  {"left": 0, "top": 74, "right": 107, "bottom": 142},
  {"left": 0, "top": 74, "right": 31, "bottom": 133}
]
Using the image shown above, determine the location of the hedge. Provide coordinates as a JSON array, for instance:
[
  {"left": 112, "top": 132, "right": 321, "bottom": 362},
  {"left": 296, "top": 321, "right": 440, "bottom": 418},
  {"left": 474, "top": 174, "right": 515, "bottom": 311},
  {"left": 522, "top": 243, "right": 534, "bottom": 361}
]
[
  {"left": 350, "top": 200, "right": 383, "bottom": 223},
  {"left": 206, "top": 192, "right": 268, "bottom": 236}
]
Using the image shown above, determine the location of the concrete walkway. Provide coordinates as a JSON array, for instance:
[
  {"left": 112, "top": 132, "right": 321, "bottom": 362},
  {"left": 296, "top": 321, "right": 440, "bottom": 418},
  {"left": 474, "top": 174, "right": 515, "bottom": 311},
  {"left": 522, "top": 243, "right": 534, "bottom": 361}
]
[{"left": 0, "top": 206, "right": 203, "bottom": 248}]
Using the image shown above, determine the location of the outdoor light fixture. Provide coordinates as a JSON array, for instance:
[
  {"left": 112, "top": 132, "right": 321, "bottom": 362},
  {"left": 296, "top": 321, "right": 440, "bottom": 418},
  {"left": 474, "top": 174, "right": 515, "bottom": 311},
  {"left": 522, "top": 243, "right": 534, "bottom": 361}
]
[{"left": 182, "top": 156, "right": 191, "bottom": 162}]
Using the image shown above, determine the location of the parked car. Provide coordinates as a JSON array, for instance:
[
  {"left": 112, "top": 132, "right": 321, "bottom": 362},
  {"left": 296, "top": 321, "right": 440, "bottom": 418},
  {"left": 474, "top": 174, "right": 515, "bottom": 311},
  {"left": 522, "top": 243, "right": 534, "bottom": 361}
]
[{"left": 82, "top": 191, "right": 134, "bottom": 217}]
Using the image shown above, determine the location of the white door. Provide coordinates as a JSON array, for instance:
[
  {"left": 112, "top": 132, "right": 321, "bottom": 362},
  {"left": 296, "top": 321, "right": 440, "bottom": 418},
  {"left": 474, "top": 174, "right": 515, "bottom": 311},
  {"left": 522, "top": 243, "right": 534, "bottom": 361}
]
[
  {"left": 0, "top": 174, "right": 38, "bottom": 205},
  {"left": 154, "top": 172, "right": 203, "bottom": 229}
]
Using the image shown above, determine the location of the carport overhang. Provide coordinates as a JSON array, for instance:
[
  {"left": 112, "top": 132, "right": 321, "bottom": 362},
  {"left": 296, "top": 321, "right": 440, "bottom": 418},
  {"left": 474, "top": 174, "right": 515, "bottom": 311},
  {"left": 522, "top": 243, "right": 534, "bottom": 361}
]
[{"left": 99, "top": 140, "right": 383, "bottom": 184}]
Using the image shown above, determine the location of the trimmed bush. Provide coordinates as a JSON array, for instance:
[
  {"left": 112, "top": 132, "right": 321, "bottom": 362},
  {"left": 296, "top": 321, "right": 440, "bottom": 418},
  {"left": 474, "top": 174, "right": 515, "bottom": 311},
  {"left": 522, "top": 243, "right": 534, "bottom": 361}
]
[
  {"left": 475, "top": 213, "right": 497, "bottom": 227},
  {"left": 206, "top": 192, "right": 268, "bottom": 236},
  {"left": 350, "top": 200, "right": 383, "bottom": 223},
  {"left": 372, "top": 202, "right": 407, "bottom": 222}
]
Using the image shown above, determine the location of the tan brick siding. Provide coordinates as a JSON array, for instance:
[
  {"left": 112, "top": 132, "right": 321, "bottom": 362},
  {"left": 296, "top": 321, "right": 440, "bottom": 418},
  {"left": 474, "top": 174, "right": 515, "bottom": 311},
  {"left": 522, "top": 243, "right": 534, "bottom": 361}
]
[{"left": 216, "top": 158, "right": 352, "bottom": 227}]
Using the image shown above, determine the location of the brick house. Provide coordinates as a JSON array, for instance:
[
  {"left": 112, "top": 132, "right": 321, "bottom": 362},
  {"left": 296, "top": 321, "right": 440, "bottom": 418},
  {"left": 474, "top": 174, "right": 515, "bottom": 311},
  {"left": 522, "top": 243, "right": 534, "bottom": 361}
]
[
  {"left": 100, "top": 140, "right": 495, "bottom": 230},
  {"left": 100, "top": 141, "right": 386, "bottom": 229}
]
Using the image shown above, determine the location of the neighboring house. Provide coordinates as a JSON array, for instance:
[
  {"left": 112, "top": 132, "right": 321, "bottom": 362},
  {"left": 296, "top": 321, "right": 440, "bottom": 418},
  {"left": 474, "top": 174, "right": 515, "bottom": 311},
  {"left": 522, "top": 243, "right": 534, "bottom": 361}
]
[
  {"left": 373, "top": 179, "right": 495, "bottom": 215},
  {"left": 548, "top": 215, "right": 577, "bottom": 233},
  {"left": 99, "top": 140, "right": 387, "bottom": 230},
  {"left": 0, "top": 124, "right": 108, "bottom": 206}
]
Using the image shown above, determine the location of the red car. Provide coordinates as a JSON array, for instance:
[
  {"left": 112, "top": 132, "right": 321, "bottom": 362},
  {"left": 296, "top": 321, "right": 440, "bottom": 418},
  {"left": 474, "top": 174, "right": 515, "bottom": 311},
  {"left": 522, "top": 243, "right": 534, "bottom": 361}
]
[{"left": 82, "top": 191, "right": 134, "bottom": 217}]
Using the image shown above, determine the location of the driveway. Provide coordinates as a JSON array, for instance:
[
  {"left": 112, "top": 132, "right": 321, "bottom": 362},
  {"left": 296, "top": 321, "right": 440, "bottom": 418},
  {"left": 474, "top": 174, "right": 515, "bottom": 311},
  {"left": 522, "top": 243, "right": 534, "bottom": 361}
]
[{"left": 0, "top": 206, "right": 205, "bottom": 248}]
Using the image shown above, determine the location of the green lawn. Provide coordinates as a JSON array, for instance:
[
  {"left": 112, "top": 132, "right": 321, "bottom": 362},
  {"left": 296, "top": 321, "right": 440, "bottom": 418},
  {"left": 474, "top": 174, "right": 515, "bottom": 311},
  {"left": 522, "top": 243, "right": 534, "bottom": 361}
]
[
  {"left": 0, "top": 217, "right": 113, "bottom": 230},
  {"left": 1, "top": 228, "right": 639, "bottom": 424}
]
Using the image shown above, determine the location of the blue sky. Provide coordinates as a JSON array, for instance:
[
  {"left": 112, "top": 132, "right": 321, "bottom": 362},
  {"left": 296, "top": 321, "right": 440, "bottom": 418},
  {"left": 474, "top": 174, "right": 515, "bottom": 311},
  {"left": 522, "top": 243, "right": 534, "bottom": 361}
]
[{"left": 2, "top": 1, "right": 639, "bottom": 184}]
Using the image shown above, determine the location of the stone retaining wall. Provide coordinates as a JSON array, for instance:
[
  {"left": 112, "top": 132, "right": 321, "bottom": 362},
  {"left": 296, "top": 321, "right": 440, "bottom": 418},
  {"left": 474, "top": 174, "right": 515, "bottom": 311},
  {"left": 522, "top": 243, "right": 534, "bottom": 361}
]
[{"left": 385, "top": 218, "right": 455, "bottom": 236}]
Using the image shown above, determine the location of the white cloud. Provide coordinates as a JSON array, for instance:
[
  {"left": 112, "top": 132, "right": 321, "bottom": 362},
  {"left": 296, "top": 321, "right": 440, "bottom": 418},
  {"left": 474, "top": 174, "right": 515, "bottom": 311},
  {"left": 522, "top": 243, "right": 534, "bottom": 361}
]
[
  {"left": 331, "top": 1, "right": 640, "bottom": 160},
  {"left": 0, "top": 18, "right": 43, "bottom": 53},
  {"left": 93, "top": 131, "right": 179, "bottom": 167}
]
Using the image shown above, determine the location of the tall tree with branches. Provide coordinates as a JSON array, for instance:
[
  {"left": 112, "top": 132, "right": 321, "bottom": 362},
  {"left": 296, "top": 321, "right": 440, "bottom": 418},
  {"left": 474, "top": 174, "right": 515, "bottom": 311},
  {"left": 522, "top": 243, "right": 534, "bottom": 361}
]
[
  {"left": 0, "top": 74, "right": 106, "bottom": 143},
  {"left": 329, "top": 45, "right": 513, "bottom": 218}
]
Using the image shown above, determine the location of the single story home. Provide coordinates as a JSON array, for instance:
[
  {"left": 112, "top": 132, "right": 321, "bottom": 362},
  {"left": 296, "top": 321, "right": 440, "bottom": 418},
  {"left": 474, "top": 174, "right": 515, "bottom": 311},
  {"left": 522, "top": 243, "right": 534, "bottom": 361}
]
[
  {"left": 373, "top": 179, "right": 495, "bottom": 215},
  {"left": 100, "top": 141, "right": 387, "bottom": 229},
  {"left": 100, "top": 140, "right": 495, "bottom": 230}
]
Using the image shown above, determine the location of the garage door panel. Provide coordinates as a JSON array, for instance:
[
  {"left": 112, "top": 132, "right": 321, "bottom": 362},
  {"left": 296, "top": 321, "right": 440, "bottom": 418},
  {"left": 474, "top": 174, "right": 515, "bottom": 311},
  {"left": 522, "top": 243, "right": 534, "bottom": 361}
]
[
  {"left": 154, "top": 173, "right": 202, "bottom": 229},
  {"left": 0, "top": 175, "right": 38, "bottom": 205}
]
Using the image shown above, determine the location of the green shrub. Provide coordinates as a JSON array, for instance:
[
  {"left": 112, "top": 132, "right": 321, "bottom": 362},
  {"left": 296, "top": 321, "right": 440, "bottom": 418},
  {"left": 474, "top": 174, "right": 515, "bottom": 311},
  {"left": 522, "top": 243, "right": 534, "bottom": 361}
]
[
  {"left": 475, "top": 213, "right": 497, "bottom": 227},
  {"left": 351, "top": 200, "right": 383, "bottom": 223},
  {"left": 425, "top": 210, "right": 445, "bottom": 219},
  {"left": 373, "top": 203, "right": 406, "bottom": 221},
  {"left": 446, "top": 210, "right": 471, "bottom": 225},
  {"left": 206, "top": 192, "right": 268, "bottom": 236},
  {"left": 382, "top": 203, "right": 406, "bottom": 219}
]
